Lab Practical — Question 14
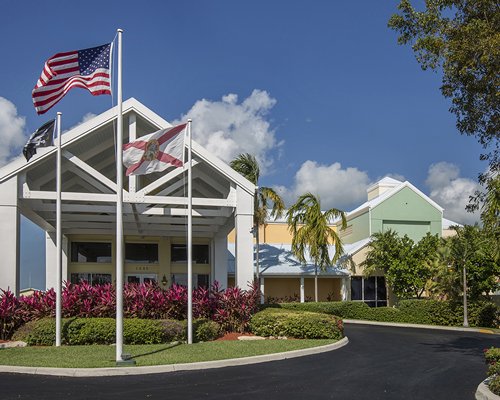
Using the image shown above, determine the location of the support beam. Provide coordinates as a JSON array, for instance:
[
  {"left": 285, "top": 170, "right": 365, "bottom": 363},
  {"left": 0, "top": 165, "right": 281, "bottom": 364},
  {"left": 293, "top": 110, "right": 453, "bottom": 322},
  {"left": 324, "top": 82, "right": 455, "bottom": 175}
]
[
  {"left": 138, "top": 160, "right": 199, "bottom": 196},
  {"left": 63, "top": 150, "right": 118, "bottom": 193}
]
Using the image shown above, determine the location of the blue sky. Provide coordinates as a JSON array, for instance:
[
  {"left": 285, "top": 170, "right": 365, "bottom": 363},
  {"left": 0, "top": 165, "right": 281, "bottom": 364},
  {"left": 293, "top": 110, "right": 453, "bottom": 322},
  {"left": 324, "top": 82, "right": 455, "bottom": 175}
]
[{"left": 0, "top": 1, "right": 486, "bottom": 289}]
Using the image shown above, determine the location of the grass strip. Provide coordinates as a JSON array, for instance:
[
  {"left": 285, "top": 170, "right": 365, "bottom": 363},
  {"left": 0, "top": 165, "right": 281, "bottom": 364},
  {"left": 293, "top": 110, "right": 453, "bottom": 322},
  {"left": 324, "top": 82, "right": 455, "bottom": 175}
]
[{"left": 0, "top": 339, "right": 336, "bottom": 368}]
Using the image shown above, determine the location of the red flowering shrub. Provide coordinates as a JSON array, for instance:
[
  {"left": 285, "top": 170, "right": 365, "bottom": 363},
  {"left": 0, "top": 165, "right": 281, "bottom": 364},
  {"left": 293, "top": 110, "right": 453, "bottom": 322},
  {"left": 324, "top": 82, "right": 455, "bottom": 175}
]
[{"left": 1, "top": 280, "right": 261, "bottom": 340}]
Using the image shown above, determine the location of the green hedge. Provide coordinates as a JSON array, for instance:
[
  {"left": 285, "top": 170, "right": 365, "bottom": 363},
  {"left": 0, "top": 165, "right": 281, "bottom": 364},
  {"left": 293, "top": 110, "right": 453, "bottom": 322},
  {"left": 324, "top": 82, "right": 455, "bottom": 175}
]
[
  {"left": 11, "top": 317, "right": 221, "bottom": 346},
  {"left": 250, "top": 308, "right": 343, "bottom": 339},
  {"left": 269, "top": 300, "right": 499, "bottom": 328},
  {"left": 273, "top": 301, "right": 372, "bottom": 320}
]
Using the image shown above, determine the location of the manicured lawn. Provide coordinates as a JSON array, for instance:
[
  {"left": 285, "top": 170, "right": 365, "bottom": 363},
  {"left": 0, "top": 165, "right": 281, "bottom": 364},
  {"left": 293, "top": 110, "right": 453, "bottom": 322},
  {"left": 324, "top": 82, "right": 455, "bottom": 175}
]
[{"left": 0, "top": 339, "right": 336, "bottom": 368}]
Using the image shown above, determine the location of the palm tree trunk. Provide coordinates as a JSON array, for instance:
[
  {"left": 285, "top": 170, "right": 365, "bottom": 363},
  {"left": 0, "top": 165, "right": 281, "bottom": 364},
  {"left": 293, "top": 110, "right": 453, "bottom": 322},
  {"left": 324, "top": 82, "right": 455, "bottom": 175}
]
[{"left": 314, "top": 265, "right": 318, "bottom": 302}]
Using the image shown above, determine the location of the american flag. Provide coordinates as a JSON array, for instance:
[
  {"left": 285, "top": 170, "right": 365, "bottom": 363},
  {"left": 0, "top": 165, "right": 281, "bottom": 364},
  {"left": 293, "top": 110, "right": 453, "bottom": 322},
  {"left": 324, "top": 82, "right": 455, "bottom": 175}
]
[{"left": 32, "top": 43, "right": 112, "bottom": 115}]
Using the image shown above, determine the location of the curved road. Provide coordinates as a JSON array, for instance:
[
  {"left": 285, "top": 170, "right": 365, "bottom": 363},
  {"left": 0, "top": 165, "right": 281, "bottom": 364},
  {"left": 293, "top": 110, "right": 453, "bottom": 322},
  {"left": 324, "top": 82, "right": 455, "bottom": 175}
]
[{"left": 0, "top": 324, "right": 497, "bottom": 399}]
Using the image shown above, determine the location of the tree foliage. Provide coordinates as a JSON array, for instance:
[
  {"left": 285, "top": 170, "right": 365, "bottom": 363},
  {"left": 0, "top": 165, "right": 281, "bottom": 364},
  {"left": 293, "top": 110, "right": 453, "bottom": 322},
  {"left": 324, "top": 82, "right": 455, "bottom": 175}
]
[
  {"left": 362, "top": 231, "right": 440, "bottom": 299},
  {"left": 389, "top": 0, "right": 500, "bottom": 228},
  {"left": 429, "top": 225, "right": 500, "bottom": 302},
  {"left": 230, "top": 153, "right": 285, "bottom": 227},
  {"left": 389, "top": 0, "right": 499, "bottom": 172},
  {"left": 286, "top": 193, "right": 347, "bottom": 301}
]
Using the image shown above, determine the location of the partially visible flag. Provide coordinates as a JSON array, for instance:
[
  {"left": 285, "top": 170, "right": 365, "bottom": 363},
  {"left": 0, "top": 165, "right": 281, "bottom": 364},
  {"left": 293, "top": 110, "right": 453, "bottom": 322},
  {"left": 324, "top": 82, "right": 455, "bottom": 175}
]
[
  {"left": 32, "top": 43, "right": 112, "bottom": 115},
  {"left": 123, "top": 123, "right": 187, "bottom": 176},
  {"left": 23, "top": 119, "right": 56, "bottom": 161}
]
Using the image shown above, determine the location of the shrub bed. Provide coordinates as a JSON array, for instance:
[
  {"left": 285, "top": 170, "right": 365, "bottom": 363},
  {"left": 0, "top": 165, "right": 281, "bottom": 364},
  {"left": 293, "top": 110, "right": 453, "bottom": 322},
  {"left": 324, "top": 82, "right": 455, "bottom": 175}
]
[
  {"left": 484, "top": 347, "right": 500, "bottom": 396},
  {"left": 0, "top": 281, "right": 259, "bottom": 340},
  {"left": 11, "top": 317, "right": 221, "bottom": 345},
  {"left": 271, "top": 300, "right": 499, "bottom": 328},
  {"left": 250, "top": 308, "right": 344, "bottom": 339}
]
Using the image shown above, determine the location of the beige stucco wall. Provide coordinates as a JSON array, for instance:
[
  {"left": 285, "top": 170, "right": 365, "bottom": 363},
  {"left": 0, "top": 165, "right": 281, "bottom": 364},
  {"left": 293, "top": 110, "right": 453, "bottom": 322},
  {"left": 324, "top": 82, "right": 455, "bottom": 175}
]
[{"left": 304, "top": 278, "right": 341, "bottom": 301}]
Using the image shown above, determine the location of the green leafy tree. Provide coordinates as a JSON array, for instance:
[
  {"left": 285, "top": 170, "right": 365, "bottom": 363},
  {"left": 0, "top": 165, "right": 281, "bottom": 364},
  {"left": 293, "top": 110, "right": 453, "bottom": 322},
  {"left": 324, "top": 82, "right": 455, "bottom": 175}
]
[
  {"left": 286, "top": 193, "right": 347, "bottom": 302},
  {"left": 427, "top": 225, "right": 499, "bottom": 303},
  {"left": 389, "top": 1, "right": 500, "bottom": 226},
  {"left": 362, "top": 231, "right": 440, "bottom": 299},
  {"left": 230, "top": 154, "right": 285, "bottom": 280},
  {"left": 447, "top": 225, "right": 499, "bottom": 301}
]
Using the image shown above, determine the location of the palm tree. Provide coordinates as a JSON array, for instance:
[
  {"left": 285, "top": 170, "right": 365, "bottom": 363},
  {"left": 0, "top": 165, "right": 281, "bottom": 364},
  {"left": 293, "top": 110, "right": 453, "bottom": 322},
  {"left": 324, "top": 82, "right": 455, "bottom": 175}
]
[
  {"left": 286, "top": 193, "right": 347, "bottom": 302},
  {"left": 230, "top": 153, "right": 285, "bottom": 283}
]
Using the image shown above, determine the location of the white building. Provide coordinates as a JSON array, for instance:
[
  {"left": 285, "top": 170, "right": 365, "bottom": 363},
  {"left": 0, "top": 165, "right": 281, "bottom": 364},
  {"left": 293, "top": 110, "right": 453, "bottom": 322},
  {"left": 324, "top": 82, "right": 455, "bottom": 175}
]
[{"left": 0, "top": 99, "right": 256, "bottom": 295}]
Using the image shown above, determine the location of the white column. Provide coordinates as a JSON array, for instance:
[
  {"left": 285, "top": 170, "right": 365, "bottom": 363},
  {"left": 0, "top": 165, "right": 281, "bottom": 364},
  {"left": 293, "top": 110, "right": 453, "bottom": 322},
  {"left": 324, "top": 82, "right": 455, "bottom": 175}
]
[
  {"left": 341, "top": 276, "right": 351, "bottom": 301},
  {"left": 300, "top": 277, "right": 305, "bottom": 303},
  {"left": 235, "top": 186, "right": 254, "bottom": 289},
  {"left": 259, "top": 277, "right": 265, "bottom": 304},
  {"left": 213, "top": 233, "right": 228, "bottom": 289},
  {"left": 0, "top": 177, "right": 20, "bottom": 295},
  {"left": 45, "top": 233, "right": 68, "bottom": 289}
]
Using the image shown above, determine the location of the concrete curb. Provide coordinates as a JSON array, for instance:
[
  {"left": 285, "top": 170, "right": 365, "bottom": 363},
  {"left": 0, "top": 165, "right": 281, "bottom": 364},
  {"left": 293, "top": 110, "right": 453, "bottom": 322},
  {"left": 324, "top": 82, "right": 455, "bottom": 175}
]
[
  {"left": 476, "top": 380, "right": 500, "bottom": 400},
  {"left": 0, "top": 336, "right": 349, "bottom": 377},
  {"left": 344, "top": 319, "right": 499, "bottom": 335}
]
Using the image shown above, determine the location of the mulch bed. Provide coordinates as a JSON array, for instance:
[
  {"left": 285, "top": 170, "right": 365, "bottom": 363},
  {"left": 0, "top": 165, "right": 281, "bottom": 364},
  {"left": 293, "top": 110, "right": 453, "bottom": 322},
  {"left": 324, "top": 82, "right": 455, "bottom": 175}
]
[{"left": 216, "top": 332, "right": 257, "bottom": 341}]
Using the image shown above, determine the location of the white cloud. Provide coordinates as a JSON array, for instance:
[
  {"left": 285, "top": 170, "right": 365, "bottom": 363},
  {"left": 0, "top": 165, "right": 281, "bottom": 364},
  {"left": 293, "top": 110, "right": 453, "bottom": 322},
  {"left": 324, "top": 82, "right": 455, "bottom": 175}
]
[
  {"left": 65, "top": 112, "right": 97, "bottom": 132},
  {"left": 0, "top": 97, "right": 26, "bottom": 166},
  {"left": 274, "top": 160, "right": 371, "bottom": 211},
  {"left": 425, "top": 162, "right": 480, "bottom": 225},
  {"left": 175, "top": 90, "right": 281, "bottom": 172}
]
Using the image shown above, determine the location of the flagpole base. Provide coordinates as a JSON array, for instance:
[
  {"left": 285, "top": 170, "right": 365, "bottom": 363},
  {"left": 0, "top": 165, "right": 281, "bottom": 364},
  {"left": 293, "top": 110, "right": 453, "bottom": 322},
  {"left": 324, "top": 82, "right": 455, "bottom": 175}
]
[{"left": 116, "top": 354, "right": 136, "bottom": 367}]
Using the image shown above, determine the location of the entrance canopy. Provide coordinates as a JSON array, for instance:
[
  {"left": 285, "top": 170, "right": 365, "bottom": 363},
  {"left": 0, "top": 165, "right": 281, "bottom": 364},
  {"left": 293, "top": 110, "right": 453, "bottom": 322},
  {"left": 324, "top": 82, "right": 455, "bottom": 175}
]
[{"left": 0, "top": 98, "right": 256, "bottom": 294}]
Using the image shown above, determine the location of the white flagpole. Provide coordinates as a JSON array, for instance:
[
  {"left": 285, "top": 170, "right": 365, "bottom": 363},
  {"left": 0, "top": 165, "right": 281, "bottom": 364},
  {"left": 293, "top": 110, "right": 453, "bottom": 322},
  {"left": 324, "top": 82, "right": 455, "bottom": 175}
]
[
  {"left": 55, "top": 112, "right": 62, "bottom": 347},
  {"left": 115, "top": 28, "right": 124, "bottom": 363},
  {"left": 187, "top": 119, "right": 193, "bottom": 344}
]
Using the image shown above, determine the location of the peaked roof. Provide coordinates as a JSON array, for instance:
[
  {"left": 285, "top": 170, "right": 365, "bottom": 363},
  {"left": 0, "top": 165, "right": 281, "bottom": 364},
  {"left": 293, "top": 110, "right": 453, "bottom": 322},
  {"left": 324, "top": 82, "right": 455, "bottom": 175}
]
[
  {"left": 339, "top": 178, "right": 443, "bottom": 223},
  {"left": 0, "top": 98, "right": 255, "bottom": 194},
  {"left": 0, "top": 99, "right": 256, "bottom": 237}
]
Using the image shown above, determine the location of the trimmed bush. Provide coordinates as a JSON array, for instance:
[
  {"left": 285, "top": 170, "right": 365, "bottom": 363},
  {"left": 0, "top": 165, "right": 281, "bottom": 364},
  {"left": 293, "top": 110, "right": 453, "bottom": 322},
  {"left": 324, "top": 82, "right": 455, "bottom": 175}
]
[
  {"left": 489, "top": 376, "right": 500, "bottom": 396},
  {"left": 24, "top": 318, "right": 59, "bottom": 346},
  {"left": 274, "top": 301, "right": 371, "bottom": 320},
  {"left": 124, "top": 319, "right": 166, "bottom": 345},
  {"left": 270, "top": 300, "right": 499, "bottom": 328},
  {"left": 160, "top": 319, "right": 186, "bottom": 342},
  {"left": 65, "top": 318, "right": 115, "bottom": 345},
  {"left": 193, "top": 319, "right": 221, "bottom": 342},
  {"left": 250, "top": 308, "right": 343, "bottom": 339}
]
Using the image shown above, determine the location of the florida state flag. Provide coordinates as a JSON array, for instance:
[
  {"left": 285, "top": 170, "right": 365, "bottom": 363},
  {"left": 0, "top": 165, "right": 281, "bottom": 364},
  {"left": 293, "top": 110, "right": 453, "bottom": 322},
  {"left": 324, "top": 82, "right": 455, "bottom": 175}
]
[{"left": 123, "top": 123, "right": 187, "bottom": 176}]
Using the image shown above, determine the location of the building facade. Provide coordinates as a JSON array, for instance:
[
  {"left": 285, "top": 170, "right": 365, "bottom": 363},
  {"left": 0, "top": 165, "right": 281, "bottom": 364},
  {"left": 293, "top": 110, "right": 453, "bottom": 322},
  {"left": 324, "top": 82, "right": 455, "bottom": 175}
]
[
  {"left": 232, "top": 177, "right": 459, "bottom": 305},
  {"left": 0, "top": 99, "right": 256, "bottom": 295}
]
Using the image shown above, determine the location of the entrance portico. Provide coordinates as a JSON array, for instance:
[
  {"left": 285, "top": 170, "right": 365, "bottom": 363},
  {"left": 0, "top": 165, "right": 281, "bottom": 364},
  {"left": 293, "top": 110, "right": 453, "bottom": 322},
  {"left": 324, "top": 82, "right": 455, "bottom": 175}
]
[{"left": 0, "top": 98, "right": 256, "bottom": 295}]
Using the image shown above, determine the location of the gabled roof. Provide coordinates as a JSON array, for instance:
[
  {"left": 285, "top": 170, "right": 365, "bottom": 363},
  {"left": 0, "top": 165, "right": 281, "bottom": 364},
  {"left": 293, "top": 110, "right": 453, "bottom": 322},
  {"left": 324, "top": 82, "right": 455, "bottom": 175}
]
[
  {"left": 338, "top": 178, "right": 443, "bottom": 223},
  {"left": 0, "top": 97, "right": 255, "bottom": 194},
  {"left": 0, "top": 99, "right": 256, "bottom": 237}
]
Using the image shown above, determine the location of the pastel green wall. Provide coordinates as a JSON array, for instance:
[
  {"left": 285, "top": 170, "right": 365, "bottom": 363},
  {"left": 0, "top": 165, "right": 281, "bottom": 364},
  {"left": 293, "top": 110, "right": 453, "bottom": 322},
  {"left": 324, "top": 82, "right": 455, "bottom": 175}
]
[
  {"left": 341, "top": 211, "right": 370, "bottom": 244},
  {"left": 371, "top": 187, "right": 442, "bottom": 242}
]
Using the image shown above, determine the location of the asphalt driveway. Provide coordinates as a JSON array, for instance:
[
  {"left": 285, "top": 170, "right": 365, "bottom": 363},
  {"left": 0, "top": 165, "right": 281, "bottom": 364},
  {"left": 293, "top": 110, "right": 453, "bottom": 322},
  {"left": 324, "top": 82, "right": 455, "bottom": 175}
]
[{"left": 0, "top": 323, "right": 497, "bottom": 399}]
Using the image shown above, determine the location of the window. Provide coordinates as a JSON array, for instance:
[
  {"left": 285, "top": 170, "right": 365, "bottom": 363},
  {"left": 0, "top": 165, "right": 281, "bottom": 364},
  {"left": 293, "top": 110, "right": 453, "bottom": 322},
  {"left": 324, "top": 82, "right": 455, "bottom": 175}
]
[
  {"left": 351, "top": 276, "right": 387, "bottom": 307},
  {"left": 125, "top": 243, "right": 158, "bottom": 263},
  {"left": 126, "top": 274, "right": 157, "bottom": 284},
  {"left": 70, "top": 273, "right": 112, "bottom": 285},
  {"left": 171, "top": 273, "right": 210, "bottom": 288},
  {"left": 171, "top": 244, "right": 209, "bottom": 264},
  {"left": 71, "top": 242, "right": 111, "bottom": 263}
]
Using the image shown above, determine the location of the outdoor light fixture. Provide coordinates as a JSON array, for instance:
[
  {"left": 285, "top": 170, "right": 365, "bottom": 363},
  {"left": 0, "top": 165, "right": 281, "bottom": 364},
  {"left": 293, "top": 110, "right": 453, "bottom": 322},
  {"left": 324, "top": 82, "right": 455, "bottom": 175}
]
[{"left": 161, "top": 275, "right": 168, "bottom": 286}]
